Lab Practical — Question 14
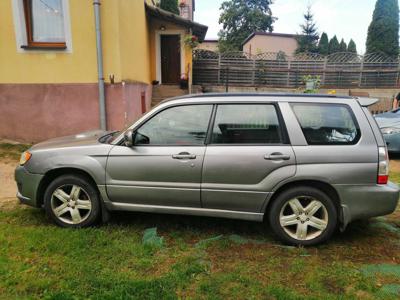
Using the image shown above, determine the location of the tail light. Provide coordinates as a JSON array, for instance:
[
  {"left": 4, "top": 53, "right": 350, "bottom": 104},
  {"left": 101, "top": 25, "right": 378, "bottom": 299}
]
[{"left": 377, "top": 146, "right": 389, "bottom": 184}]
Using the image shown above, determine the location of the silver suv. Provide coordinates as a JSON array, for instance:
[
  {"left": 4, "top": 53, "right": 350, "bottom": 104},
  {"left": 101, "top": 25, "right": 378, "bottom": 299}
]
[{"left": 15, "top": 94, "right": 399, "bottom": 245}]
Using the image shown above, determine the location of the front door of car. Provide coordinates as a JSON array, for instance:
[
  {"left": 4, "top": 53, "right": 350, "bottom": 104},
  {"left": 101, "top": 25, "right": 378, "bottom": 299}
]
[
  {"left": 201, "top": 103, "right": 296, "bottom": 213},
  {"left": 106, "top": 104, "right": 213, "bottom": 207}
]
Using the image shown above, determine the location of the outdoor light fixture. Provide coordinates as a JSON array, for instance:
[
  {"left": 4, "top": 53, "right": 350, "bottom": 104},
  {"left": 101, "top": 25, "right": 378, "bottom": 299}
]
[{"left": 160, "top": 25, "right": 166, "bottom": 31}]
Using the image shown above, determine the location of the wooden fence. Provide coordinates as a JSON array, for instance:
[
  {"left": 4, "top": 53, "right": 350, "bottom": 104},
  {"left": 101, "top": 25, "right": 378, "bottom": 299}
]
[{"left": 193, "top": 50, "right": 400, "bottom": 88}]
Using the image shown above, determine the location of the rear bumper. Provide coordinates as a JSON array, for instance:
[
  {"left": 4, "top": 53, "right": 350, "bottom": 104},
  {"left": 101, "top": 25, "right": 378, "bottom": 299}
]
[
  {"left": 334, "top": 181, "right": 399, "bottom": 227},
  {"left": 14, "top": 166, "right": 44, "bottom": 207}
]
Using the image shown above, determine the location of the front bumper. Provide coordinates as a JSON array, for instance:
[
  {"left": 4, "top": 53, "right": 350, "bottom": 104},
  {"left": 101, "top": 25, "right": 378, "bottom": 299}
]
[
  {"left": 14, "top": 166, "right": 44, "bottom": 207},
  {"left": 335, "top": 181, "right": 400, "bottom": 227}
]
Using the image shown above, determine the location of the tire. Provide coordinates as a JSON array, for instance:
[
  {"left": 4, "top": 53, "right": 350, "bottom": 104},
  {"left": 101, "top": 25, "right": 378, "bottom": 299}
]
[
  {"left": 268, "top": 186, "right": 337, "bottom": 246},
  {"left": 44, "top": 174, "right": 101, "bottom": 228}
]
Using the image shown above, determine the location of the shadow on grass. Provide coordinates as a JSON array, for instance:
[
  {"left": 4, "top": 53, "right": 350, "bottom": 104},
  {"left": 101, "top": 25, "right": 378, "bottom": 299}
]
[{"left": 6, "top": 205, "right": 396, "bottom": 248}]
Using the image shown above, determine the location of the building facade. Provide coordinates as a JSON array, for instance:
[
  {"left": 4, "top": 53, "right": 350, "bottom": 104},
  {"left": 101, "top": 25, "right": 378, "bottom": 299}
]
[
  {"left": 197, "top": 39, "right": 219, "bottom": 52},
  {"left": 242, "top": 32, "right": 299, "bottom": 56},
  {"left": 0, "top": 0, "right": 206, "bottom": 142}
]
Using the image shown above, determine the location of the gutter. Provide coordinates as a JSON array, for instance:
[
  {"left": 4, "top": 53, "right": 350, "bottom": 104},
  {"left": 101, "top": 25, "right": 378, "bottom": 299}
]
[{"left": 93, "top": 0, "right": 107, "bottom": 130}]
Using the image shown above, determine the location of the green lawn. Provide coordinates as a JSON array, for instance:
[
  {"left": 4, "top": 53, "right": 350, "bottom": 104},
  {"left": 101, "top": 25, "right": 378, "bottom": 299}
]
[{"left": 0, "top": 144, "right": 399, "bottom": 299}]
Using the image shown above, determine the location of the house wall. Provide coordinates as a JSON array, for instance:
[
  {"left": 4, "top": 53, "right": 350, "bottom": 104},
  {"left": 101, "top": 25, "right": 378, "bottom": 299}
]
[
  {"left": 197, "top": 41, "right": 218, "bottom": 52},
  {"left": 148, "top": 18, "right": 193, "bottom": 84},
  {"left": 0, "top": 0, "right": 153, "bottom": 142},
  {"left": 243, "top": 35, "right": 298, "bottom": 56}
]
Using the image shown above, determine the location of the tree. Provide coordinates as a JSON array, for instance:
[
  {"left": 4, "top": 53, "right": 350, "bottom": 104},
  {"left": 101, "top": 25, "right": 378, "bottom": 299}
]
[
  {"left": 295, "top": 6, "right": 319, "bottom": 54},
  {"left": 366, "top": 0, "right": 399, "bottom": 56},
  {"left": 318, "top": 32, "right": 329, "bottom": 55},
  {"left": 218, "top": 0, "right": 275, "bottom": 52},
  {"left": 347, "top": 39, "right": 357, "bottom": 53},
  {"left": 160, "top": 0, "right": 179, "bottom": 15},
  {"left": 339, "top": 39, "right": 347, "bottom": 52},
  {"left": 328, "top": 35, "right": 340, "bottom": 54}
]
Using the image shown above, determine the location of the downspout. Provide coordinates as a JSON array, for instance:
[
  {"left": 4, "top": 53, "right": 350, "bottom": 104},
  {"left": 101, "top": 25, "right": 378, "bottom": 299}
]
[{"left": 93, "top": 0, "right": 107, "bottom": 130}]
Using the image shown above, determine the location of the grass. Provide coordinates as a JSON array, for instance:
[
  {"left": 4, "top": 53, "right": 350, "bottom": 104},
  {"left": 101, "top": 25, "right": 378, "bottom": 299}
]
[
  {"left": 0, "top": 144, "right": 399, "bottom": 299},
  {"left": 0, "top": 143, "right": 31, "bottom": 160}
]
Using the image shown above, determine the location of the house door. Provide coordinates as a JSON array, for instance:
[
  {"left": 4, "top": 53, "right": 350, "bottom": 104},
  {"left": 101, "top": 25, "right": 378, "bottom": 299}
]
[{"left": 161, "top": 35, "right": 181, "bottom": 84}]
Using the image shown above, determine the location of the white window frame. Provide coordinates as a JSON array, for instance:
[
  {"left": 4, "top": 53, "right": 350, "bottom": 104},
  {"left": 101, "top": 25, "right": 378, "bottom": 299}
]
[
  {"left": 155, "top": 29, "right": 186, "bottom": 84},
  {"left": 12, "top": 0, "right": 73, "bottom": 53}
]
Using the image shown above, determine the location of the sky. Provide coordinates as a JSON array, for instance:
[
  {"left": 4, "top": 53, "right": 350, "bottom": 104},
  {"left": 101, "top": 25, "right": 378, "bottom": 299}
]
[{"left": 194, "top": 0, "right": 381, "bottom": 54}]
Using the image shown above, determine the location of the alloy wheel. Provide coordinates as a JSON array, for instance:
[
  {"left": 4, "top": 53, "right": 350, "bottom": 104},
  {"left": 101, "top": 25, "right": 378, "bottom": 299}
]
[
  {"left": 50, "top": 184, "right": 92, "bottom": 225},
  {"left": 279, "top": 196, "right": 328, "bottom": 241}
]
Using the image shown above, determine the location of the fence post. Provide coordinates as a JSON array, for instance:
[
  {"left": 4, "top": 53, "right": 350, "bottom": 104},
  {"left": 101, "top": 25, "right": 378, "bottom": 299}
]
[
  {"left": 287, "top": 58, "right": 291, "bottom": 87},
  {"left": 252, "top": 58, "right": 256, "bottom": 86},
  {"left": 225, "top": 66, "right": 229, "bottom": 92},
  {"left": 359, "top": 56, "right": 364, "bottom": 87},
  {"left": 322, "top": 56, "right": 327, "bottom": 87},
  {"left": 218, "top": 53, "right": 221, "bottom": 85}
]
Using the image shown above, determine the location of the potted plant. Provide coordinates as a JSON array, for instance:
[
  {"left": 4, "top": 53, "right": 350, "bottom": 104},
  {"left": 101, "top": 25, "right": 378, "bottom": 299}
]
[
  {"left": 180, "top": 73, "right": 188, "bottom": 89},
  {"left": 184, "top": 34, "right": 199, "bottom": 49},
  {"left": 302, "top": 75, "right": 321, "bottom": 93}
]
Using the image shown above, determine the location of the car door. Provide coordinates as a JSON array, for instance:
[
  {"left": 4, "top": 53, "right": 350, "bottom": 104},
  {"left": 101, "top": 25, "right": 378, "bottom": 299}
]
[
  {"left": 106, "top": 104, "right": 213, "bottom": 207},
  {"left": 201, "top": 103, "right": 296, "bottom": 213}
]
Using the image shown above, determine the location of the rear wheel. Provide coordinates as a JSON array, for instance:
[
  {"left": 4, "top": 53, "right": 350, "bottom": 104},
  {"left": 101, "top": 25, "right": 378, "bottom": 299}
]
[
  {"left": 44, "top": 175, "right": 101, "bottom": 228},
  {"left": 268, "top": 186, "right": 337, "bottom": 246}
]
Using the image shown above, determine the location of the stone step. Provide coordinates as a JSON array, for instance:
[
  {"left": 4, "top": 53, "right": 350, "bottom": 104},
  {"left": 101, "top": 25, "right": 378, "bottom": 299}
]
[{"left": 151, "top": 84, "right": 189, "bottom": 107}]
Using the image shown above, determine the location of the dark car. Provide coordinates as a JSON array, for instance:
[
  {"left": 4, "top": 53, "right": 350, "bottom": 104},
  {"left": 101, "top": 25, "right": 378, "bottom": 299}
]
[{"left": 375, "top": 109, "right": 400, "bottom": 153}]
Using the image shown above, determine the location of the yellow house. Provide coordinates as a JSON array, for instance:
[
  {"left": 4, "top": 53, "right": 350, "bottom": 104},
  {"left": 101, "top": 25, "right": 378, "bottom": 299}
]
[{"left": 0, "top": 0, "right": 207, "bottom": 142}]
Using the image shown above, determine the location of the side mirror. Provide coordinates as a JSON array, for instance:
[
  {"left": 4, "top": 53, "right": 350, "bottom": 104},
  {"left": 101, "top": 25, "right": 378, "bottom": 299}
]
[{"left": 123, "top": 129, "right": 135, "bottom": 147}]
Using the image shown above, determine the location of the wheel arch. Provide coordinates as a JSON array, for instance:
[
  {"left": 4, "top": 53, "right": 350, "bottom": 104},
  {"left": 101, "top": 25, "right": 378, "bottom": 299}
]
[
  {"left": 36, "top": 167, "right": 99, "bottom": 208},
  {"left": 264, "top": 180, "right": 342, "bottom": 222}
]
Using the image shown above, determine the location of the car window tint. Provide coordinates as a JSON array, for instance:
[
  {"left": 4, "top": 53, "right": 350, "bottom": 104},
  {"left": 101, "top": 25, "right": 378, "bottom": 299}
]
[
  {"left": 135, "top": 105, "right": 212, "bottom": 145},
  {"left": 292, "top": 103, "right": 360, "bottom": 145},
  {"left": 211, "top": 104, "right": 282, "bottom": 144}
]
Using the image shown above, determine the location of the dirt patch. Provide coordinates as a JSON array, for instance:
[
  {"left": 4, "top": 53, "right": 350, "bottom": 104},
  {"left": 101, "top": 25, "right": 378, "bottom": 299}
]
[
  {"left": 390, "top": 159, "right": 400, "bottom": 173},
  {"left": 0, "top": 160, "right": 19, "bottom": 210}
]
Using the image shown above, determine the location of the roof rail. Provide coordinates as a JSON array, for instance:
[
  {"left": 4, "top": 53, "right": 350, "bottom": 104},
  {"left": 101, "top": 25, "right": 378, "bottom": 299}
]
[{"left": 356, "top": 97, "right": 379, "bottom": 107}]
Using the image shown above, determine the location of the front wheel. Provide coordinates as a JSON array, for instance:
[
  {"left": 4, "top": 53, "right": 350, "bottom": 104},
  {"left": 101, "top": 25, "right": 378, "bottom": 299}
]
[
  {"left": 268, "top": 186, "right": 337, "bottom": 246},
  {"left": 44, "top": 175, "right": 101, "bottom": 228}
]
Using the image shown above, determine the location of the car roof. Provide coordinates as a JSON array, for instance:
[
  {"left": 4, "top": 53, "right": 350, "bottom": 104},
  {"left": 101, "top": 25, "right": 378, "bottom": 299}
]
[{"left": 159, "top": 92, "right": 377, "bottom": 106}]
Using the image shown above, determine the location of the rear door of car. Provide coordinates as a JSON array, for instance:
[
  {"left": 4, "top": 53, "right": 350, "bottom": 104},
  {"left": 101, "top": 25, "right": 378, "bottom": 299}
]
[{"left": 201, "top": 101, "right": 296, "bottom": 213}]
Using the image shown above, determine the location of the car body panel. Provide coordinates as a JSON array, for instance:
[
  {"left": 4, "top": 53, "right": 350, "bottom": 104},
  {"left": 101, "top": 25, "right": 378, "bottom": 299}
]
[
  {"left": 201, "top": 145, "right": 295, "bottom": 212},
  {"left": 106, "top": 145, "right": 206, "bottom": 207},
  {"left": 375, "top": 109, "right": 400, "bottom": 152},
  {"left": 14, "top": 93, "right": 399, "bottom": 226}
]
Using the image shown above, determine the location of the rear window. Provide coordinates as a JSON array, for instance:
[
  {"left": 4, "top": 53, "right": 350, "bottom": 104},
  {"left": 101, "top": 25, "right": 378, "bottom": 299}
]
[
  {"left": 211, "top": 104, "right": 284, "bottom": 144},
  {"left": 291, "top": 103, "right": 360, "bottom": 145}
]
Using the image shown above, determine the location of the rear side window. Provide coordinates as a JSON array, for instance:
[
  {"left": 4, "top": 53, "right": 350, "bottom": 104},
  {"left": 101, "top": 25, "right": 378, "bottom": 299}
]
[
  {"left": 291, "top": 103, "right": 360, "bottom": 145},
  {"left": 211, "top": 104, "right": 284, "bottom": 144}
]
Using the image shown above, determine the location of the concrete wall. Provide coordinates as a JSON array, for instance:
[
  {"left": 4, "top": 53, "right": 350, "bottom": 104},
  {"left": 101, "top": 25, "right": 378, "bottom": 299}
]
[
  {"left": 202, "top": 85, "right": 398, "bottom": 113},
  {"left": 243, "top": 35, "right": 298, "bottom": 56},
  {"left": 0, "top": 82, "right": 151, "bottom": 143}
]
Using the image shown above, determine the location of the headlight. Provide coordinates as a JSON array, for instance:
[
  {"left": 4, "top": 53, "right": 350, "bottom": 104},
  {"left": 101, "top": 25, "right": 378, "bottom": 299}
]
[
  {"left": 19, "top": 151, "right": 32, "bottom": 165},
  {"left": 381, "top": 127, "right": 400, "bottom": 135}
]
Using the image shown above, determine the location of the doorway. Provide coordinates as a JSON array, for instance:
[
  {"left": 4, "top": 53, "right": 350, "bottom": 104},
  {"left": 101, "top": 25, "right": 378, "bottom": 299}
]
[{"left": 160, "top": 35, "right": 181, "bottom": 84}]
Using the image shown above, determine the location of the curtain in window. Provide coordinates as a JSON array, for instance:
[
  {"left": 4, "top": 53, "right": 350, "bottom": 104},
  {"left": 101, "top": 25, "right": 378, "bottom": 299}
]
[{"left": 31, "top": 0, "right": 65, "bottom": 42}]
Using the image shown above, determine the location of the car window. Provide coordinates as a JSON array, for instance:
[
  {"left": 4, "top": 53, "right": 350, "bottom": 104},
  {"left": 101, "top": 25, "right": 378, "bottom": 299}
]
[
  {"left": 135, "top": 105, "right": 212, "bottom": 145},
  {"left": 291, "top": 103, "right": 360, "bottom": 145},
  {"left": 211, "top": 104, "right": 283, "bottom": 144}
]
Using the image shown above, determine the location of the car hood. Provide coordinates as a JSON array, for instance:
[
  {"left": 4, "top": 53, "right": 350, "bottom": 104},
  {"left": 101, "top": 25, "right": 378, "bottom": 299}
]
[{"left": 30, "top": 130, "right": 110, "bottom": 151}]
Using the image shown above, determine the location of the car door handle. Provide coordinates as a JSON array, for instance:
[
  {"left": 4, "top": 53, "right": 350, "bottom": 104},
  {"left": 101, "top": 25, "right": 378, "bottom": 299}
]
[
  {"left": 172, "top": 152, "right": 196, "bottom": 160},
  {"left": 264, "top": 153, "right": 291, "bottom": 161}
]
